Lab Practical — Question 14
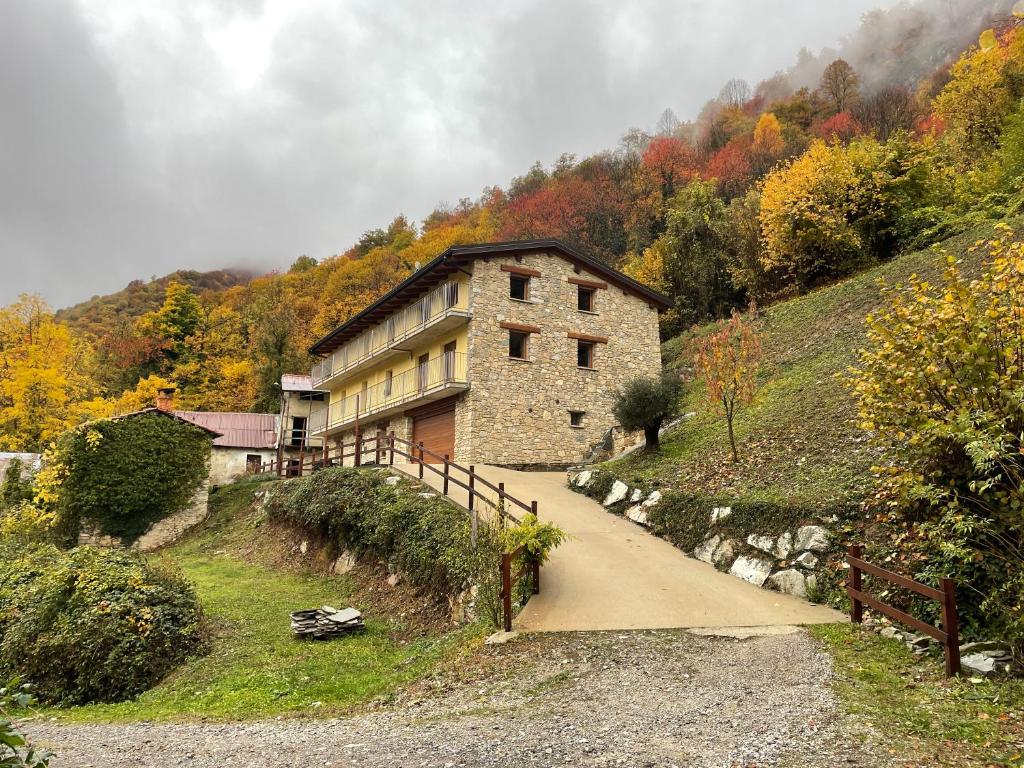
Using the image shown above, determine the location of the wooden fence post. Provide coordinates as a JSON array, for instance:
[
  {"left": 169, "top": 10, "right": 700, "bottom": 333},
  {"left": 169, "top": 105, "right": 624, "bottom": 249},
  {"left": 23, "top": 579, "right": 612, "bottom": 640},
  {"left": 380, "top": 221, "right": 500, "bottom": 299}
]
[
  {"left": 443, "top": 455, "right": 450, "bottom": 496},
  {"left": 531, "top": 559, "right": 540, "bottom": 595},
  {"left": 388, "top": 431, "right": 395, "bottom": 466},
  {"left": 418, "top": 442, "right": 425, "bottom": 479},
  {"left": 468, "top": 466, "right": 477, "bottom": 547},
  {"left": 941, "top": 577, "right": 961, "bottom": 676},
  {"left": 531, "top": 500, "right": 538, "bottom": 520},
  {"left": 848, "top": 544, "right": 863, "bottom": 624},
  {"left": 354, "top": 431, "right": 362, "bottom": 467},
  {"left": 501, "top": 553, "right": 513, "bottom": 633}
]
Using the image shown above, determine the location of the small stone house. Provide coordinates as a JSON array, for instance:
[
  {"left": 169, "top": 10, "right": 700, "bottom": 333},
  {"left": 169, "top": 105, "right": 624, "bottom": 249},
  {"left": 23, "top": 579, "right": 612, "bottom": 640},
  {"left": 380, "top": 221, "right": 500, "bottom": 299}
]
[{"left": 307, "top": 239, "right": 670, "bottom": 467}]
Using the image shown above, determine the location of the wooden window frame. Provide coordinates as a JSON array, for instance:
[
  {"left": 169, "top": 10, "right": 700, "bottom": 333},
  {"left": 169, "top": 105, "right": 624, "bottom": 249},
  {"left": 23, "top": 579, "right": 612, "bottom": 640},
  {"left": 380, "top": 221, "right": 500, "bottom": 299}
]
[
  {"left": 577, "top": 339, "right": 595, "bottom": 369},
  {"left": 509, "top": 273, "right": 530, "bottom": 301},
  {"left": 508, "top": 330, "right": 530, "bottom": 361},
  {"left": 577, "top": 285, "right": 596, "bottom": 313}
]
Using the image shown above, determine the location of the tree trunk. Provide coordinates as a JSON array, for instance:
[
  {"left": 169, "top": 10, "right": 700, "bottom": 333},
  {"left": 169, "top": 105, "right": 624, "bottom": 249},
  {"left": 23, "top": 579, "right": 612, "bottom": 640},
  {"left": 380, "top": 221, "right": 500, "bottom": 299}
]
[
  {"left": 644, "top": 421, "right": 662, "bottom": 451},
  {"left": 726, "top": 414, "right": 739, "bottom": 463}
]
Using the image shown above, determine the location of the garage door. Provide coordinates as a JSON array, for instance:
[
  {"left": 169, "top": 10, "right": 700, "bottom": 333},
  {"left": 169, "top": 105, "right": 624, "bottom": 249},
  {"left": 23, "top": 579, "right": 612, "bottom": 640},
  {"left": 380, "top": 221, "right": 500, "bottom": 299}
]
[{"left": 411, "top": 398, "right": 456, "bottom": 463}]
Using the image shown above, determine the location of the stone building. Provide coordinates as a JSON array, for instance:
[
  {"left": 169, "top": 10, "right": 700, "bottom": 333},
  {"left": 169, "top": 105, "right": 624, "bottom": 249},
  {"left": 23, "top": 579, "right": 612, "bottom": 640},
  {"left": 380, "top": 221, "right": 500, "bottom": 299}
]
[{"left": 308, "top": 240, "right": 670, "bottom": 467}]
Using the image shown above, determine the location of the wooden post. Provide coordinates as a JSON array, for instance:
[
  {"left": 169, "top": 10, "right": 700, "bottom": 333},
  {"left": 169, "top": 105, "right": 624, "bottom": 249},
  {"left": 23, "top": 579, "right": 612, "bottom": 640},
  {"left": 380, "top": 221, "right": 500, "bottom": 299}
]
[
  {"left": 298, "top": 443, "right": 305, "bottom": 477},
  {"left": 531, "top": 500, "right": 538, "bottom": 520},
  {"left": 501, "top": 553, "right": 513, "bottom": 633},
  {"left": 848, "top": 545, "right": 863, "bottom": 624},
  {"left": 418, "top": 442, "right": 425, "bottom": 479},
  {"left": 498, "top": 482, "right": 505, "bottom": 522},
  {"left": 443, "top": 455, "right": 450, "bottom": 496},
  {"left": 469, "top": 466, "right": 477, "bottom": 547},
  {"left": 531, "top": 559, "right": 540, "bottom": 595},
  {"left": 940, "top": 577, "right": 961, "bottom": 677},
  {"left": 354, "top": 430, "right": 362, "bottom": 467},
  {"left": 388, "top": 431, "right": 395, "bottom": 465}
]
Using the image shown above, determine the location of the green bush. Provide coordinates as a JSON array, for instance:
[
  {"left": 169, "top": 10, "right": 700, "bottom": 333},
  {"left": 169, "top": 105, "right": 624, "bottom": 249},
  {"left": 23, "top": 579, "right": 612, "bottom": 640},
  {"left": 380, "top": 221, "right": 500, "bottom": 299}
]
[
  {"left": 41, "top": 413, "right": 211, "bottom": 544},
  {"left": 611, "top": 372, "right": 684, "bottom": 450},
  {"left": 0, "top": 545, "right": 206, "bottom": 705}
]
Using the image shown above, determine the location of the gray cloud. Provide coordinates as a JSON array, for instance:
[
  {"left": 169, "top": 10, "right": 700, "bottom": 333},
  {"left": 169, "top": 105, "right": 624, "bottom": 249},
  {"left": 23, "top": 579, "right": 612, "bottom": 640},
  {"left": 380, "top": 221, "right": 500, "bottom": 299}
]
[{"left": 2, "top": 0, "right": 908, "bottom": 307}]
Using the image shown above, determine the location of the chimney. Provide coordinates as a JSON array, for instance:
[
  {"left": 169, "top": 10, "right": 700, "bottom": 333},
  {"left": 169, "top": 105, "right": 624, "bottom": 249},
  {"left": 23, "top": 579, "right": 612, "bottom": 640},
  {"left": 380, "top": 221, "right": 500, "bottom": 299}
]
[{"left": 156, "top": 387, "right": 176, "bottom": 412}]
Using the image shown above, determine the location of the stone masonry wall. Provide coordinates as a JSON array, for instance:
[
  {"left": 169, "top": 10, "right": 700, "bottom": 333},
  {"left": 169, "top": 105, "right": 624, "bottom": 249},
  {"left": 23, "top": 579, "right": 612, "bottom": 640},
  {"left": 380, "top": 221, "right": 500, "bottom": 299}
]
[{"left": 461, "top": 251, "right": 662, "bottom": 466}]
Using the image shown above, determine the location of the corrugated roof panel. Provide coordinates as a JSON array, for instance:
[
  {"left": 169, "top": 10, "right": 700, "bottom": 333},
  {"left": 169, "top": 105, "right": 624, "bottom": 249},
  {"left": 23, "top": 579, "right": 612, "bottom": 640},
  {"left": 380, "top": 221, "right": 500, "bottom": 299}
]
[{"left": 174, "top": 411, "right": 277, "bottom": 449}]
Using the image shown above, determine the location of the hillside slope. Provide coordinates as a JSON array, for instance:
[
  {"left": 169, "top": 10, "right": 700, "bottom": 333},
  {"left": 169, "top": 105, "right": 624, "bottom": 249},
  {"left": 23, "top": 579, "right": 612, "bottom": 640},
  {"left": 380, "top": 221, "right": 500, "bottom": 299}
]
[
  {"left": 56, "top": 268, "right": 258, "bottom": 336},
  {"left": 608, "top": 218, "right": 1022, "bottom": 508}
]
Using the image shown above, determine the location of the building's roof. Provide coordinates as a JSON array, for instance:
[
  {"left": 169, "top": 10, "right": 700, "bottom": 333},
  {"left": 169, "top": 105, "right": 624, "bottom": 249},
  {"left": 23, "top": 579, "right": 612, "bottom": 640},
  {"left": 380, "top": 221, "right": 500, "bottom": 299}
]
[
  {"left": 309, "top": 239, "right": 673, "bottom": 356},
  {"left": 280, "top": 373, "right": 324, "bottom": 393},
  {"left": 110, "top": 407, "right": 223, "bottom": 437},
  {"left": 173, "top": 411, "right": 277, "bottom": 450}
]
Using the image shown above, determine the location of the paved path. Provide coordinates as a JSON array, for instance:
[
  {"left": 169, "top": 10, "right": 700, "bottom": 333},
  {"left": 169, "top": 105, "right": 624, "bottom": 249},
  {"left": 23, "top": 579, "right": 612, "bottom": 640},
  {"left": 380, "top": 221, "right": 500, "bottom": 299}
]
[{"left": 395, "top": 464, "right": 844, "bottom": 631}]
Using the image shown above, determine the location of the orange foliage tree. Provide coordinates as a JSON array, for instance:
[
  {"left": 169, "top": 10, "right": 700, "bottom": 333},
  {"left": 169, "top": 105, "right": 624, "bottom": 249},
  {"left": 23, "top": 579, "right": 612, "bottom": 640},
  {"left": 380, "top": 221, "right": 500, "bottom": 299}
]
[{"left": 694, "top": 310, "right": 762, "bottom": 462}]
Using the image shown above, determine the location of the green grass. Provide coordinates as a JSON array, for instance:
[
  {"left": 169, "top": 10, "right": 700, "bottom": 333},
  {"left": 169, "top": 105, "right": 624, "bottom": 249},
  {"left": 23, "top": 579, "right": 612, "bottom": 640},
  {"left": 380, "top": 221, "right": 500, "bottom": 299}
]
[
  {"left": 812, "top": 624, "right": 1024, "bottom": 766},
  {"left": 610, "top": 220, "right": 1022, "bottom": 507},
  {"left": 49, "top": 479, "right": 482, "bottom": 723}
]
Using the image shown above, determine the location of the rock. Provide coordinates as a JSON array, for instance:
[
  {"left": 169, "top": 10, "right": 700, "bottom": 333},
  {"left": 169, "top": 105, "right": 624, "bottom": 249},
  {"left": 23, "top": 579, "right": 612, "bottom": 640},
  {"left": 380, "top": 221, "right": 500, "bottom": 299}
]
[
  {"left": 573, "top": 470, "right": 593, "bottom": 488},
  {"left": 961, "top": 652, "right": 998, "bottom": 676},
  {"left": 299, "top": 540, "right": 309, "bottom": 555},
  {"left": 959, "top": 641, "right": 1012, "bottom": 656},
  {"left": 630, "top": 488, "right": 644, "bottom": 503},
  {"left": 694, "top": 535, "right": 722, "bottom": 565},
  {"left": 908, "top": 634, "right": 932, "bottom": 650},
  {"left": 642, "top": 490, "right": 662, "bottom": 507},
  {"left": 387, "top": 573, "right": 401, "bottom": 587},
  {"left": 331, "top": 551, "right": 357, "bottom": 575},
  {"left": 746, "top": 534, "right": 775, "bottom": 555},
  {"left": 384, "top": 476, "right": 400, "bottom": 486},
  {"left": 711, "top": 506, "right": 732, "bottom": 523},
  {"left": 625, "top": 505, "right": 649, "bottom": 526},
  {"left": 713, "top": 539, "right": 737, "bottom": 567},
  {"left": 603, "top": 480, "right": 630, "bottom": 506},
  {"left": 774, "top": 532, "right": 793, "bottom": 559},
  {"left": 880, "top": 626, "right": 902, "bottom": 640},
  {"left": 795, "top": 525, "right": 831, "bottom": 553},
  {"left": 768, "top": 569, "right": 807, "bottom": 597},
  {"left": 485, "top": 630, "right": 519, "bottom": 645},
  {"left": 795, "top": 552, "right": 819, "bottom": 569},
  {"left": 729, "top": 555, "right": 773, "bottom": 586},
  {"left": 418, "top": 492, "right": 436, "bottom": 498}
]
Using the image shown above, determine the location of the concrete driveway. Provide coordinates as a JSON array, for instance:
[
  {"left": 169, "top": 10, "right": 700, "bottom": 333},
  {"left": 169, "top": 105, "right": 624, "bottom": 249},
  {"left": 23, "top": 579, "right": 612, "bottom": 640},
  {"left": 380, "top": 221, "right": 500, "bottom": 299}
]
[{"left": 399, "top": 464, "right": 844, "bottom": 631}]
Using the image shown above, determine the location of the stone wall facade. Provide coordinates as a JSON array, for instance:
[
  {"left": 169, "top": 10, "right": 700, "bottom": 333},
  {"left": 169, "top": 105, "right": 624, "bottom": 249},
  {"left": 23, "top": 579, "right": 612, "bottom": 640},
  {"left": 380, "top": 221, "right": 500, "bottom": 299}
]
[
  {"left": 209, "top": 447, "right": 276, "bottom": 486},
  {"left": 459, "top": 251, "right": 662, "bottom": 467}
]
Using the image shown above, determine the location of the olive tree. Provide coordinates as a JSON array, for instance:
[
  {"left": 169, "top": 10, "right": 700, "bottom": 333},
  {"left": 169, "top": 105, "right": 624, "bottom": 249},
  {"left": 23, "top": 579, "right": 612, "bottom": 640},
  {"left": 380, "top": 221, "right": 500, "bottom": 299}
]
[{"left": 611, "top": 371, "right": 684, "bottom": 451}]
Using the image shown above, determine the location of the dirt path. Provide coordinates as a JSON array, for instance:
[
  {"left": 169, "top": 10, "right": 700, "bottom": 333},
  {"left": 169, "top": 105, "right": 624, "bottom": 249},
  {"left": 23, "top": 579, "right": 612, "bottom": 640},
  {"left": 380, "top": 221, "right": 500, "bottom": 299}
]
[
  {"left": 31, "top": 629, "right": 895, "bottom": 768},
  {"left": 399, "top": 464, "right": 844, "bottom": 631}
]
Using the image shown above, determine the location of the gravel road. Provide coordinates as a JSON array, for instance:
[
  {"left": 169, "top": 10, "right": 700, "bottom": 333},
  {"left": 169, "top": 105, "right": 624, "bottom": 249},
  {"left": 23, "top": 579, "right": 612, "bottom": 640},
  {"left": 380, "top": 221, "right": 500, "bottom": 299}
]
[{"left": 31, "top": 628, "right": 894, "bottom": 768}]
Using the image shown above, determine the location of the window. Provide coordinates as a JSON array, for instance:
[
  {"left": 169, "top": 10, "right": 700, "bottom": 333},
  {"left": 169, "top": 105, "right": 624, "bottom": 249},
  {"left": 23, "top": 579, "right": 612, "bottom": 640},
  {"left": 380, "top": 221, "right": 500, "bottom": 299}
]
[
  {"left": 577, "top": 286, "right": 595, "bottom": 312},
  {"left": 290, "top": 416, "right": 307, "bottom": 448},
  {"left": 246, "top": 454, "right": 263, "bottom": 472},
  {"left": 509, "top": 274, "right": 530, "bottom": 301},
  {"left": 299, "top": 391, "right": 325, "bottom": 402},
  {"left": 577, "top": 340, "right": 595, "bottom": 368},
  {"left": 569, "top": 411, "right": 585, "bottom": 428},
  {"left": 383, "top": 369, "right": 393, "bottom": 397},
  {"left": 509, "top": 330, "right": 529, "bottom": 360}
]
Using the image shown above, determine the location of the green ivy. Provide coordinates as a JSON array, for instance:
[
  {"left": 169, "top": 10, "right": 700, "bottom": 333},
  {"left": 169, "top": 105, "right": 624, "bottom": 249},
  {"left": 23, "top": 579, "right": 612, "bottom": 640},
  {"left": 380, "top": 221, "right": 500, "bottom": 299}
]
[{"left": 48, "top": 414, "right": 211, "bottom": 544}]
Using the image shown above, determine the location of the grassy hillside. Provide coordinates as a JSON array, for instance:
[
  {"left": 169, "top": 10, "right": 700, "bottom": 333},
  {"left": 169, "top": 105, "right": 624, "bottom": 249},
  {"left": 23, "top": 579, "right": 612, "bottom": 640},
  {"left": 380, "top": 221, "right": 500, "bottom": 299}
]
[
  {"left": 56, "top": 268, "right": 257, "bottom": 336},
  {"left": 608, "top": 219, "right": 1022, "bottom": 508}
]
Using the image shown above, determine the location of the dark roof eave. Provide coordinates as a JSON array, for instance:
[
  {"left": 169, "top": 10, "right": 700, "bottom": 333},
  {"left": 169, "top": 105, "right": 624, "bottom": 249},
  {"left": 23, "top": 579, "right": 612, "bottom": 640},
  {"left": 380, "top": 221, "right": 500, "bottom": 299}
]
[{"left": 308, "top": 239, "right": 671, "bottom": 356}]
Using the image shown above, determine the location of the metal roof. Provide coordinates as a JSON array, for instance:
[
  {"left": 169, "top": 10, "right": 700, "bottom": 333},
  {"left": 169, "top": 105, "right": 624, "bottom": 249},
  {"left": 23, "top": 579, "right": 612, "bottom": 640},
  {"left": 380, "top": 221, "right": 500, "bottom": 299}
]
[
  {"left": 110, "top": 407, "right": 223, "bottom": 437},
  {"left": 308, "top": 239, "right": 672, "bottom": 356},
  {"left": 173, "top": 411, "right": 277, "bottom": 450},
  {"left": 280, "top": 373, "right": 323, "bottom": 393}
]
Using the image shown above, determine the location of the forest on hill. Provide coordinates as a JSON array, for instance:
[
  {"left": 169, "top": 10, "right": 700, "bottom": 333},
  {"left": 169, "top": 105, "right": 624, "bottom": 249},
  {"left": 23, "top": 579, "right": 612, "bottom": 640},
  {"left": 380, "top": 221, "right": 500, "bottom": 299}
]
[{"left": 2, "top": 0, "right": 1023, "bottom": 453}]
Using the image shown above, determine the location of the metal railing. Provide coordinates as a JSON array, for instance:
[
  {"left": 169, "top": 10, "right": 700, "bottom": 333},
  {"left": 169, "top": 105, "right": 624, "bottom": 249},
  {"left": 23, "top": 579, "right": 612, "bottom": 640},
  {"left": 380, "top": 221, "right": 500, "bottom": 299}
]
[
  {"left": 310, "top": 351, "right": 468, "bottom": 435},
  {"left": 311, "top": 281, "right": 467, "bottom": 386}
]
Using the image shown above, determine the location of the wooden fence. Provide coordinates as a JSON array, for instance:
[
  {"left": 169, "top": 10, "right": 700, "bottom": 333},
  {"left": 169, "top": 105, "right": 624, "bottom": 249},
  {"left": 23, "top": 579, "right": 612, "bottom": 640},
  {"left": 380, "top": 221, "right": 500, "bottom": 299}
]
[
  {"left": 847, "top": 544, "right": 961, "bottom": 676},
  {"left": 253, "top": 431, "right": 539, "bottom": 633}
]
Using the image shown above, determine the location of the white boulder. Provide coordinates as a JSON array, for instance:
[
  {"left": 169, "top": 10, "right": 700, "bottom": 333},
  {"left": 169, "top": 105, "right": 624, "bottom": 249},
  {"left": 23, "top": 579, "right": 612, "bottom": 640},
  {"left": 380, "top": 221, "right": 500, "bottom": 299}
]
[
  {"left": 643, "top": 490, "right": 662, "bottom": 507},
  {"left": 746, "top": 534, "right": 775, "bottom": 554},
  {"left": 630, "top": 488, "right": 644, "bottom": 503},
  {"left": 711, "top": 506, "right": 732, "bottom": 523},
  {"left": 796, "top": 552, "right": 819, "bottom": 569},
  {"left": 625, "top": 505, "right": 649, "bottom": 526},
  {"left": 795, "top": 525, "right": 831, "bottom": 553},
  {"left": 774, "top": 532, "right": 793, "bottom": 558},
  {"left": 603, "top": 480, "right": 630, "bottom": 506},
  {"left": 694, "top": 535, "right": 721, "bottom": 564},
  {"left": 573, "top": 470, "right": 593, "bottom": 488},
  {"left": 769, "top": 569, "right": 807, "bottom": 597},
  {"left": 713, "top": 538, "right": 737, "bottom": 567},
  {"left": 729, "top": 555, "right": 773, "bottom": 586},
  {"left": 331, "top": 551, "right": 357, "bottom": 575}
]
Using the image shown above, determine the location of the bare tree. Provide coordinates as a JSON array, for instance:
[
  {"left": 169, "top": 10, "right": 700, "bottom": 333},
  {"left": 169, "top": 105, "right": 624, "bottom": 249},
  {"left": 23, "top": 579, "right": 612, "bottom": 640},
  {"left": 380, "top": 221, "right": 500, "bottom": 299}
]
[
  {"left": 819, "top": 59, "right": 860, "bottom": 113},
  {"left": 656, "top": 107, "right": 681, "bottom": 136},
  {"left": 854, "top": 85, "right": 921, "bottom": 140},
  {"left": 718, "top": 78, "right": 752, "bottom": 107}
]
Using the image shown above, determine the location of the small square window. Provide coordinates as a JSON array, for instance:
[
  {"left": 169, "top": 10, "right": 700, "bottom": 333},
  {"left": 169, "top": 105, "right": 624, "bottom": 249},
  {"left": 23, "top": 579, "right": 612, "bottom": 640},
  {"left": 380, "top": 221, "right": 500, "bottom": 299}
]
[
  {"left": 510, "top": 274, "right": 530, "bottom": 301},
  {"left": 509, "top": 330, "right": 529, "bottom": 360},
  {"left": 577, "top": 340, "right": 595, "bottom": 368},
  {"left": 569, "top": 411, "right": 585, "bottom": 428},
  {"left": 577, "top": 286, "right": 595, "bottom": 312}
]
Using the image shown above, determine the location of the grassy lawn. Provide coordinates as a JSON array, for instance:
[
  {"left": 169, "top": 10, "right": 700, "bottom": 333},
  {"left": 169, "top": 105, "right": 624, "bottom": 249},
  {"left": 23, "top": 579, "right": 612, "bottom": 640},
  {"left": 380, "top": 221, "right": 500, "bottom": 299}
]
[
  {"left": 813, "top": 624, "right": 1024, "bottom": 767},
  {"left": 50, "top": 480, "right": 483, "bottom": 723},
  {"left": 607, "top": 219, "right": 1022, "bottom": 507}
]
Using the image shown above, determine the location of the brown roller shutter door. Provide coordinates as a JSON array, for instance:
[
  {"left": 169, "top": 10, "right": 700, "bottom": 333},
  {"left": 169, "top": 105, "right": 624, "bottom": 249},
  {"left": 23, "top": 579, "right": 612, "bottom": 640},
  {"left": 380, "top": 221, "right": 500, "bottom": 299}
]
[{"left": 410, "top": 398, "right": 456, "bottom": 463}]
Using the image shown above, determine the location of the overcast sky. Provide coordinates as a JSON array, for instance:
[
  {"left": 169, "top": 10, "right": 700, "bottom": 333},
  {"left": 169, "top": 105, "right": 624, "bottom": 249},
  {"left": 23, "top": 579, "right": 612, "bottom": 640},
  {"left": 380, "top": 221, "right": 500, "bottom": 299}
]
[{"left": 0, "top": 0, "right": 902, "bottom": 308}]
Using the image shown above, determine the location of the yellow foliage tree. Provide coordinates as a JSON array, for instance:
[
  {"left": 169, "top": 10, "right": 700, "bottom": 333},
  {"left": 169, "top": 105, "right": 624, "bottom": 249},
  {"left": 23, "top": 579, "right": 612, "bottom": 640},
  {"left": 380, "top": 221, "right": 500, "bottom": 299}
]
[{"left": 751, "top": 112, "right": 785, "bottom": 159}]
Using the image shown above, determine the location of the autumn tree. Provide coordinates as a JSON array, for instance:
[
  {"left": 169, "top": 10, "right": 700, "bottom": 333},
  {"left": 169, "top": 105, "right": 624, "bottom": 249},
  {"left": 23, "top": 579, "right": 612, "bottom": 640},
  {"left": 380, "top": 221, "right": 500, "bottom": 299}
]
[
  {"left": 750, "top": 112, "right": 785, "bottom": 174},
  {"left": 854, "top": 85, "right": 920, "bottom": 141},
  {"left": 850, "top": 230, "right": 1024, "bottom": 643},
  {"left": 695, "top": 310, "right": 762, "bottom": 462},
  {"left": 719, "top": 78, "right": 752, "bottom": 107},
  {"left": 819, "top": 59, "right": 860, "bottom": 114}
]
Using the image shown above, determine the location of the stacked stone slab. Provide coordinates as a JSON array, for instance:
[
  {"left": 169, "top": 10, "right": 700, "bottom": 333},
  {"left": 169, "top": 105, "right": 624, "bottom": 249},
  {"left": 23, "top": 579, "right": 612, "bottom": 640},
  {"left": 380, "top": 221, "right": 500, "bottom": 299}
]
[{"left": 290, "top": 606, "right": 365, "bottom": 639}]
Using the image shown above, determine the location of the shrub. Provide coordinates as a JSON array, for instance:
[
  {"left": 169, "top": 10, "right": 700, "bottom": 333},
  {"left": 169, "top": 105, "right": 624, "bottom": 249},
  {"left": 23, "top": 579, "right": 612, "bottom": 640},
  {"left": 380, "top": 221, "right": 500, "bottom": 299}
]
[
  {"left": 611, "top": 371, "right": 684, "bottom": 450},
  {"left": 0, "top": 545, "right": 206, "bottom": 705},
  {"left": 0, "top": 679, "right": 51, "bottom": 767},
  {"left": 38, "top": 413, "right": 211, "bottom": 544},
  {"left": 850, "top": 230, "right": 1024, "bottom": 647}
]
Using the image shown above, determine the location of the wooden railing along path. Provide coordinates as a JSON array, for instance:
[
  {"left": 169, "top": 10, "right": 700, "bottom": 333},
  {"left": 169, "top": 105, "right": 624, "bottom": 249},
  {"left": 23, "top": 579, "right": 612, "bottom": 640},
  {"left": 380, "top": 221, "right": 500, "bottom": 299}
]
[
  {"left": 253, "top": 431, "right": 539, "bottom": 632},
  {"left": 847, "top": 544, "right": 961, "bottom": 676}
]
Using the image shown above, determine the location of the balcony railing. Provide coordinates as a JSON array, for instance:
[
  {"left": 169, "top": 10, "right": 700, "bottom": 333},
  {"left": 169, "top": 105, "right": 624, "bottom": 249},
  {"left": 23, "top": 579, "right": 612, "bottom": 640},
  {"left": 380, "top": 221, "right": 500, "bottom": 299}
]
[
  {"left": 311, "top": 281, "right": 467, "bottom": 387},
  {"left": 311, "top": 351, "right": 468, "bottom": 435}
]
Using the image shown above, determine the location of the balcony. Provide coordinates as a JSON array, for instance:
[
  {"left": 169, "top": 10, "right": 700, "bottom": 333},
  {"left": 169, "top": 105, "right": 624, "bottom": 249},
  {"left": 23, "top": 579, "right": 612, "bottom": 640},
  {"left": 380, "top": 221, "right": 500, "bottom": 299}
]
[
  {"left": 311, "top": 281, "right": 470, "bottom": 388},
  {"left": 310, "top": 352, "right": 469, "bottom": 436}
]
